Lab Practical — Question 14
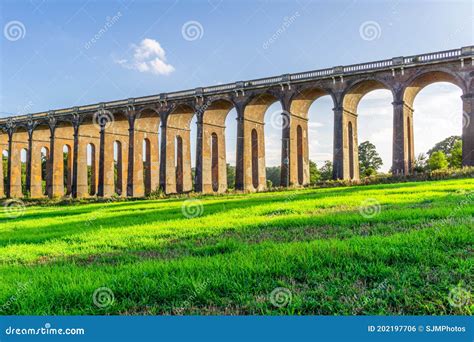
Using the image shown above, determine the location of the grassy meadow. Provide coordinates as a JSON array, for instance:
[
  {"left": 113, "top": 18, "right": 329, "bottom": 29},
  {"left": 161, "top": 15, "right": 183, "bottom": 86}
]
[{"left": 0, "top": 178, "right": 473, "bottom": 315}]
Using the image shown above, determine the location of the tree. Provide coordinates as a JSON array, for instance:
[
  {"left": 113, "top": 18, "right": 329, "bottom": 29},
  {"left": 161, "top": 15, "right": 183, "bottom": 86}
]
[
  {"left": 428, "top": 151, "right": 448, "bottom": 171},
  {"left": 226, "top": 164, "right": 236, "bottom": 189},
  {"left": 265, "top": 166, "right": 280, "bottom": 187},
  {"left": 427, "top": 136, "right": 461, "bottom": 157},
  {"left": 448, "top": 140, "right": 462, "bottom": 168},
  {"left": 309, "top": 160, "right": 321, "bottom": 185},
  {"left": 413, "top": 153, "right": 427, "bottom": 173},
  {"left": 358, "top": 141, "right": 383, "bottom": 177},
  {"left": 319, "top": 160, "right": 333, "bottom": 181}
]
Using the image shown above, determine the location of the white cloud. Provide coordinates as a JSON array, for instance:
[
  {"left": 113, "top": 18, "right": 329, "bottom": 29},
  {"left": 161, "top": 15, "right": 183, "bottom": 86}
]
[{"left": 116, "top": 38, "right": 175, "bottom": 76}]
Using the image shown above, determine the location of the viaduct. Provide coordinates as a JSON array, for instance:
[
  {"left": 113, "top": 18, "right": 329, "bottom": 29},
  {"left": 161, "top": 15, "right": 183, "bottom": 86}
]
[{"left": 1, "top": 46, "right": 473, "bottom": 198}]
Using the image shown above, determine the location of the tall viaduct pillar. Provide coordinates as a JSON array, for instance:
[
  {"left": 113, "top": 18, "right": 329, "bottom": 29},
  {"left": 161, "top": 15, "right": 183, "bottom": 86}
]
[
  {"left": 162, "top": 104, "right": 194, "bottom": 194},
  {"left": 333, "top": 105, "right": 359, "bottom": 180},
  {"left": 392, "top": 99, "right": 415, "bottom": 175},
  {"left": 462, "top": 92, "right": 474, "bottom": 166},
  {"left": 195, "top": 99, "right": 231, "bottom": 193}
]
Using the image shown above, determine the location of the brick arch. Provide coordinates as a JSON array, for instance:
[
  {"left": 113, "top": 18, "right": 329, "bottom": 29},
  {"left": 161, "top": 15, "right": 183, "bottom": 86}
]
[
  {"left": 342, "top": 78, "right": 395, "bottom": 114},
  {"left": 196, "top": 99, "right": 234, "bottom": 193},
  {"left": 244, "top": 92, "right": 280, "bottom": 122},
  {"left": 202, "top": 98, "right": 234, "bottom": 125},
  {"left": 130, "top": 107, "right": 160, "bottom": 197},
  {"left": 164, "top": 104, "right": 195, "bottom": 193},
  {"left": 167, "top": 104, "right": 195, "bottom": 128},
  {"left": 289, "top": 86, "right": 335, "bottom": 119},
  {"left": 288, "top": 86, "right": 335, "bottom": 186},
  {"left": 402, "top": 69, "right": 467, "bottom": 107}
]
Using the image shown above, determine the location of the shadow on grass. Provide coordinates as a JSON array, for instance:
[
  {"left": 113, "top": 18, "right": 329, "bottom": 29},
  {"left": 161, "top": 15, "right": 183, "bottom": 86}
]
[{"left": 0, "top": 180, "right": 470, "bottom": 247}]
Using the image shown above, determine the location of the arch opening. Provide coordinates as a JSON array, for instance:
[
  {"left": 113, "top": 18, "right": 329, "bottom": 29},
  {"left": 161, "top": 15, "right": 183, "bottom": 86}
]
[
  {"left": 40, "top": 147, "right": 49, "bottom": 196},
  {"left": 87, "top": 143, "right": 96, "bottom": 196},
  {"left": 175, "top": 135, "right": 184, "bottom": 193},
  {"left": 20, "top": 148, "right": 27, "bottom": 196},
  {"left": 63, "top": 145, "right": 72, "bottom": 196},
  {"left": 344, "top": 80, "right": 393, "bottom": 176},
  {"left": 262, "top": 100, "right": 283, "bottom": 188},
  {"left": 356, "top": 89, "right": 394, "bottom": 174},
  {"left": 291, "top": 88, "right": 335, "bottom": 184},
  {"left": 411, "top": 82, "right": 463, "bottom": 167},
  {"left": 114, "top": 141, "right": 122, "bottom": 195},
  {"left": 224, "top": 108, "right": 238, "bottom": 189},
  {"left": 2, "top": 150, "right": 8, "bottom": 195}
]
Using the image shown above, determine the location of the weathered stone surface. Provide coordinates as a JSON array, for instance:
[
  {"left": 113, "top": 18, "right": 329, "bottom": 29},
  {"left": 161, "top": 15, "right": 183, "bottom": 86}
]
[{"left": 0, "top": 48, "right": 472, "bottom": 198}]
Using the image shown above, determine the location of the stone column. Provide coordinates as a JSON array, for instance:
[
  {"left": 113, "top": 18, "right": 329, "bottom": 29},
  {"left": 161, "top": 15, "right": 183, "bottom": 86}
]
[
  {"left": 194, "top": 112, "right": 203, "bottom": 192},
  {"left": 97, "top": 121, "right": 105, "bottom": 197},
  {"left": 126, "top": 109, "right": 135, "bottom": 197},
  {"left": 333, "top": 106, "right": 359, "bottom": 180},
  {"left": 103, "top": 130, "right": 116, "bottom": 197},
  {"left": 235, "top": 104, "right": 245, "bottom": 190},
  {"left": 242, "top": 117, "right": 266, "bottom": 191},
  {"left": 0, "top": 142, "right": 4, "bottom": 197},
  {"left": 280, "top": 110, "right": 291, "bottom": 187},
  {"left": 288, "top": 114, "right": 309, "bottom": 186},
  {"left": 201, "top": 121, "right": 227, "bottom": 193},
  {"left": 52, "top": 132, "right": 65, "bottom": 197},
  {"left": 76, "top": 138, "right": 89, "bottom": 198},
  {"left": 10, "top": 138, "right": 23, "bottom": 198},
  {"left": 46, "top": 122, "right": 55, "bottom": 198},
  {"left": 26, "top": 129, "right": 33, "bottom": 195},
  {"left": 159, "top": 115, "right": 167, "bottom": 192},
  {"left": 132, "top": 124, "right": 144, "bottom": 197},
  {"left": 6, "top": 130, "right": 13, "bottom": 198},
  {"left": 30, "top": 139, "right": 44, "bottom": 198},
  {"left": 462, "top": 92, "right": 474, "bottom": 166},
  {"left": 392, "top": 100, "right": 415, "bottom": 175},
  {"left": 72, "top": 119, "right": 80, "bottom": 198}
]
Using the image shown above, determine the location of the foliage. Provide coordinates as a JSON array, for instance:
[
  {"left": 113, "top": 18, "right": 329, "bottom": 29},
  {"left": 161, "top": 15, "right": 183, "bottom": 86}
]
[
  {"left": 309, "top": 160, "right": 321, "bottom": 185},
  {"left": 226, "top": 164, "right": 236, "bottom": 189},
  {"left": 359, "top": 141, "right": 383, "bottom": 176},
  {"left": 413, "top": 153, "right": 427, "bottom": 173},
  {"left": 448, "top": 140, "right": 463, "bottom": 169},
  {"left": 427, "top": 135, "right": 461, "bottom": 157},
  {"left": 428, "top": 151, "right": 448, "bottom": 171},
  {"left": 265, "top": 166, "right": 281, "bottom": 187},
  {"left": 0, "top": 178, "right": 473, "bottom": 315},
  {"left": 319, "top": 160, "right": 333, "bottom": 181}
]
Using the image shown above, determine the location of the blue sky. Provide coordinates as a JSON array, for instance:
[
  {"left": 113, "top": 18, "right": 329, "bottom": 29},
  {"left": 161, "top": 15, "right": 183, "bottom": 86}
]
[{"left": 1, "top": 0, "right": 472, "bottom": 170}]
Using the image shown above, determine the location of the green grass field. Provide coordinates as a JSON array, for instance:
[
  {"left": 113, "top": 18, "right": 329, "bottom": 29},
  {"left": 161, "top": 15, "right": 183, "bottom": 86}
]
[{"left": 0, "top": 178, "right": 472, "bottom": 315}]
